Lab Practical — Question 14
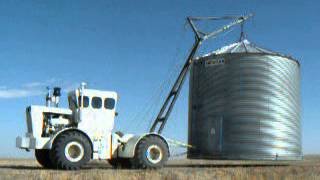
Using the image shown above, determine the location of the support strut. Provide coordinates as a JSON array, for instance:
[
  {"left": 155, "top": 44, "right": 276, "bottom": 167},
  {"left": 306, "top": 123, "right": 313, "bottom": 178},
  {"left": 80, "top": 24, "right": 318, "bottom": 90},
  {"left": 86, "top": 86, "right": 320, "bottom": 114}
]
[{"left": 149, "top": 14, "right": 253, "bottom": 134}]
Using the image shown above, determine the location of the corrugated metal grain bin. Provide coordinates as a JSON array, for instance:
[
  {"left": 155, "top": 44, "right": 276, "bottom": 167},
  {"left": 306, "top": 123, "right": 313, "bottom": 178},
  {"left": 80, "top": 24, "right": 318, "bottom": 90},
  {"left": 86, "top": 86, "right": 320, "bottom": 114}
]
[{"left": 187, "top": 40, "right": 302, "bottom": 160}]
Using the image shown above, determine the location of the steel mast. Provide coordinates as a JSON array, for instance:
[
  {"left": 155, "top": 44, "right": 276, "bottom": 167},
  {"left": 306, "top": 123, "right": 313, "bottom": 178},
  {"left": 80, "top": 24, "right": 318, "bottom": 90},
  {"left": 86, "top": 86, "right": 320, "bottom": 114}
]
[{"left": 149, "top": 14, "right": 253, "bottom": 134}]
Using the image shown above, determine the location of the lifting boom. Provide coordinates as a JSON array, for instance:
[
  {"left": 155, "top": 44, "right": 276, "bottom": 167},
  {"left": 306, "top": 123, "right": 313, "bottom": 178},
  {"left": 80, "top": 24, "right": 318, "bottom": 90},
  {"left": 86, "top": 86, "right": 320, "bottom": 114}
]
[{"left": 149, "top": 14, "right": 253, "bottom": 134}]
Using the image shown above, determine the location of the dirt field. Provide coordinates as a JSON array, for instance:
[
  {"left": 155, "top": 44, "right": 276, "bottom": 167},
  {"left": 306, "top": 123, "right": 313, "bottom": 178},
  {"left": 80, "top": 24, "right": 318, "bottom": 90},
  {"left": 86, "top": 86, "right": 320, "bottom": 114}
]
[{"left": 0, "top": 155, "right": 319, "bottom": 180}]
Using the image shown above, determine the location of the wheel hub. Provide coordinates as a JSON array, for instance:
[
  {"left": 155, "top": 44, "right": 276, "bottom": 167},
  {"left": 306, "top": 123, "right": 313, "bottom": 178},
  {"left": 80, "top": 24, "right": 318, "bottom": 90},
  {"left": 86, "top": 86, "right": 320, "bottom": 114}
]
[
  {"left": 64, "top": 141, "right": 84, "bottom": 162},
  {"left": 146, "top": 145, "right": 163, "bottom": 164}
]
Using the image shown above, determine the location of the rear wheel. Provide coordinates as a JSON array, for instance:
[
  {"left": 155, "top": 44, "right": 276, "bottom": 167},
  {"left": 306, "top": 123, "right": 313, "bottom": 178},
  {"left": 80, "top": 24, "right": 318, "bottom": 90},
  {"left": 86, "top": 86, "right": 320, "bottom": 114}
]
[
  {"left": 35, "top": 149, "right": 53, "bottom": 168},
  {"left": 50, "top": 131, "right": 92, "bottom": 170},
  {"left": 133, "top": 136, "right": 169, "bottom": 169}
]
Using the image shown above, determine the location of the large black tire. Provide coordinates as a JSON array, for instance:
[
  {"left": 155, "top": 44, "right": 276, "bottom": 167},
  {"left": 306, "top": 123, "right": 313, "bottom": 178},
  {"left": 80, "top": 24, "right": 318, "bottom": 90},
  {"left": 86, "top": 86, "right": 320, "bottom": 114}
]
[
  {"left": 50, "top": 131, "right": 92, "bottom": 170},
  {"left": 132, "top": 136, "right": 169, "bottom": 169},
  {"left": 35, "top": 149, "right": 53, "bottom": 168}
]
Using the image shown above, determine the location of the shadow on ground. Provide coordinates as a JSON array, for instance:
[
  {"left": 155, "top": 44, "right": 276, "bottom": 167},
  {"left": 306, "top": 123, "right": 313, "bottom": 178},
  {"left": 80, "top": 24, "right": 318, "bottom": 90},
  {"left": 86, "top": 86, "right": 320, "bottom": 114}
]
[
  {"left": 0, "top": 163, "right": 289, "bottom": 171},
  {"left": 0, "top": 165, "right": 43, "bottom": 170},
  {"left": 166, "top": 164, "right": 289, "bottom": 168}
]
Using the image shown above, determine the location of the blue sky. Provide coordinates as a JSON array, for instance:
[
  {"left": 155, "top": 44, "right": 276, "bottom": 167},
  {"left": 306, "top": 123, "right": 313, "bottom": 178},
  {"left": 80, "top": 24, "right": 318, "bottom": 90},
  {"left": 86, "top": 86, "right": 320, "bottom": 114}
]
[{"left": 0, "top": 0, "right": 318, "bottom": 157}]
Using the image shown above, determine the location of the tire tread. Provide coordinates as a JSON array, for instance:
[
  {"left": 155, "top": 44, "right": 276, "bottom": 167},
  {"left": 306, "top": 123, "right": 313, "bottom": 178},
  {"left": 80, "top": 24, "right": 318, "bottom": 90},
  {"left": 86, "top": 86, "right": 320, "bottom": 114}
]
[
  {"left": 133, "top": 136, "right": 169, "bottom": 169},
  {"left": 50, "top": 131, "right": 92, "bottom": 170}
]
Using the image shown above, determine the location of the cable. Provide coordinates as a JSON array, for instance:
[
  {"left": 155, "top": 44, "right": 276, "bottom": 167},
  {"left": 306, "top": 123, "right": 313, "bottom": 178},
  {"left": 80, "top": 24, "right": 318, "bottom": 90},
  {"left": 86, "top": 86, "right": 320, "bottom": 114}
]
[{"left": 127, "top": 24, "right": 189, "bottom": 133}]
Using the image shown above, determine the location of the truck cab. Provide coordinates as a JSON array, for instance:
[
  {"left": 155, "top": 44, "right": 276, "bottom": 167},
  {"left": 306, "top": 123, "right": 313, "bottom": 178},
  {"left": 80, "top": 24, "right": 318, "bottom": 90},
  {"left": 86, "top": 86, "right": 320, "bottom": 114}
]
[
  {"left": 68, "top": 84, "right": 118, "bottom": 160},
  {"left": 70, "top": 88, "right": 117, "bottom": 134}
]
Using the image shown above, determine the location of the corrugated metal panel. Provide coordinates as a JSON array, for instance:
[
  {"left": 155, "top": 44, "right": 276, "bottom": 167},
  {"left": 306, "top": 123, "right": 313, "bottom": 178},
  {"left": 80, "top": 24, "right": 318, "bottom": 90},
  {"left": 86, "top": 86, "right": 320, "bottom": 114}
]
[{"left": 188, "top": 52, "right": 301, "bottom": 160}]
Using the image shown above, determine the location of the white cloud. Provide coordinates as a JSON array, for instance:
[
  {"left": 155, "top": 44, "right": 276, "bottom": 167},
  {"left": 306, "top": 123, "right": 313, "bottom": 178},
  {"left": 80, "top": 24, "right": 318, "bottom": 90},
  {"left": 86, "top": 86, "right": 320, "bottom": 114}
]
[
  {"left": 0, "top": 86, "right": 7, "bottom": 90},
  {"left": 22, "top": 82, "right": 45, "bottom": 88},
  {"left": 0, "top": 88, "right": 45, "bottom": 98},
  {"left": 0, "top": 79, "right": 80, "bottom": 98}
]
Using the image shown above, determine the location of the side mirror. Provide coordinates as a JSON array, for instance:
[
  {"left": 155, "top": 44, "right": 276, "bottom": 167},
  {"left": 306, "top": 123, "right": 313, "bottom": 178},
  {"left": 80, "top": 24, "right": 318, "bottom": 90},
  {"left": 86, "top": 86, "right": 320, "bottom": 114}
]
[{"left": 115, "top": 112, "right": 118, "bottom": 116}]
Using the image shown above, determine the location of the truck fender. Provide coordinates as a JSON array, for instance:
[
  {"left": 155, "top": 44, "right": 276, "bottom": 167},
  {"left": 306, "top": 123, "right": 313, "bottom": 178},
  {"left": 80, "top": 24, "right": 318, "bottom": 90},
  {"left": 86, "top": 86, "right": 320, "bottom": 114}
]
[
  {"left": 48, "top": 128, "right": 93, "bottom": 151},
  {"left": 117, "top": 133, "right": 170, "bottom": 158}
]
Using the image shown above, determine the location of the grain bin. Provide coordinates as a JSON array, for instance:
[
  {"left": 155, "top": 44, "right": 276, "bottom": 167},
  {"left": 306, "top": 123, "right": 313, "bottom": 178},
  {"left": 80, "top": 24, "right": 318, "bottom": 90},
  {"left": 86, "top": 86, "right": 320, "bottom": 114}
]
[{"left": 187, "top": 39, "right": 301, "bottom": 160}]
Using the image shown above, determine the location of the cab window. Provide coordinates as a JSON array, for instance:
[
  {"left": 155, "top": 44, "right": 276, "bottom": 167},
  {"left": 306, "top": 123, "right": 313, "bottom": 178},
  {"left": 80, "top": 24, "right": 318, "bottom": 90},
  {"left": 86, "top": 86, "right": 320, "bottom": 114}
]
[
  {"left": 78, "top": 96, "right": 89, "bottom": 108},
  {"left": 92, "top": 97, "right": 102, "bottom": 109},
  {"left": 104, "top": 98, "right": 115, "bottom": 110}
]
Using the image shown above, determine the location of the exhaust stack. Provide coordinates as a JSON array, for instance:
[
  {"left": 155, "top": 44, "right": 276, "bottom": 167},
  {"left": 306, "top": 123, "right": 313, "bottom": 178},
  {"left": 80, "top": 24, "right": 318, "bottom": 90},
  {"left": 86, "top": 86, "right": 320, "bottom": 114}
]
[{"left": 45, "top": 87, "right": 61, "bottom": 107}]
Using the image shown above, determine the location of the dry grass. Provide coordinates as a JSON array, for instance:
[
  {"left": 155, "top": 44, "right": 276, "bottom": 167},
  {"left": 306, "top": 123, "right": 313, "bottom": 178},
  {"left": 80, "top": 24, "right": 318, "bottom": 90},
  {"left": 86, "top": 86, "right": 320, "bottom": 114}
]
[{"left": 0, "top": 155, "right": 319, "bottom": 180}]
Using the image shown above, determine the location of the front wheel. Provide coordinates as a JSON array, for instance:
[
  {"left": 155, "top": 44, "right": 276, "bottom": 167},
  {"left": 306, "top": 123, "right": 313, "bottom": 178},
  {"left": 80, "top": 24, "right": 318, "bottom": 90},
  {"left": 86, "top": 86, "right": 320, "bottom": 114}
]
[
  {"left": 35, "top": 149, "right": 53, "bottom": 168},
  {"left": 133, "top": 136, "right": 169, "bottom": 169},
  {"left": 50, "top": 131, "right": 92, "bottom": 170}
]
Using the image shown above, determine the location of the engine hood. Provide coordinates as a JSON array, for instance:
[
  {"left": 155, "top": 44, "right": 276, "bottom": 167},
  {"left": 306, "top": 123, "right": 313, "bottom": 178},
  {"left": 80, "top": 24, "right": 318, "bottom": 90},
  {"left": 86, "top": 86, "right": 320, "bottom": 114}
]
[{"left": 29, "top": 105, "right": 72, "bottom": 115}]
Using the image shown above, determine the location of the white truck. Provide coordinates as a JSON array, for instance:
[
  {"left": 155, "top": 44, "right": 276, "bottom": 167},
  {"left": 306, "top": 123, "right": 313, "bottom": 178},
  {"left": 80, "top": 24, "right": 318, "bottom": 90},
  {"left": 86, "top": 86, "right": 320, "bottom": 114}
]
[
  {"left": 16, "top": 83, "right": 169, "bottom": 169},
  {"left": 16, "top": 15, "right": 252, "bottom": 170}
]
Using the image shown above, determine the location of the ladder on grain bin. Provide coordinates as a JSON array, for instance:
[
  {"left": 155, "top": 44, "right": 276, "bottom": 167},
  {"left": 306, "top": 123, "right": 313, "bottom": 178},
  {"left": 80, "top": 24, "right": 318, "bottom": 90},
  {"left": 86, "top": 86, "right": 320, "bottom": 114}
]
[{"left": 149, "top": 14, "right": 253, "bottom": 134}]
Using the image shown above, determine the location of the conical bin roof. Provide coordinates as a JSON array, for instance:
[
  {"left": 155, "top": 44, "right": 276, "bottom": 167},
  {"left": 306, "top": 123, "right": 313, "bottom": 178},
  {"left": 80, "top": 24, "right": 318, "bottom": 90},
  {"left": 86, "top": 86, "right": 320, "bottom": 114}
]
[{"left": 196, "top": 39, "right": 298, "bottom": 65}]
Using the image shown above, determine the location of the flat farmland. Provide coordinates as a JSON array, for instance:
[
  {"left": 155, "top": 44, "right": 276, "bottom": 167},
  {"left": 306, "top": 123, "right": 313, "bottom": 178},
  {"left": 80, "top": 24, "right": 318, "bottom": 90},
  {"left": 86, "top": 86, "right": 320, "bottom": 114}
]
[{"left": 0, "top": 155, "right": 319, "bottom": 180}]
